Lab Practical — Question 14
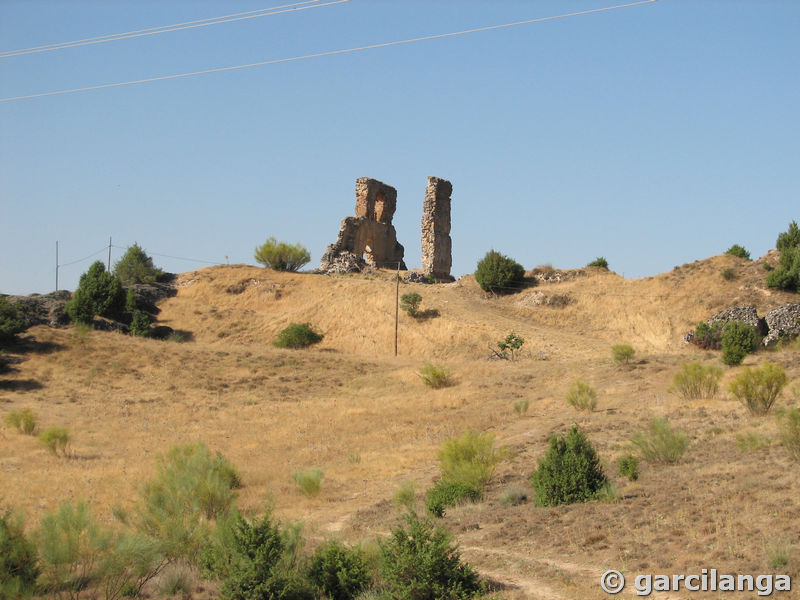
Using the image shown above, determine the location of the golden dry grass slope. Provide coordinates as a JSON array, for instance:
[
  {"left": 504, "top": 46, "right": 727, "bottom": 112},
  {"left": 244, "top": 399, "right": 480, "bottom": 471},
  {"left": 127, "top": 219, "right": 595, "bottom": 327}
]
[{"left": 2, "top": 252, "right": 799, "bottom": 599}]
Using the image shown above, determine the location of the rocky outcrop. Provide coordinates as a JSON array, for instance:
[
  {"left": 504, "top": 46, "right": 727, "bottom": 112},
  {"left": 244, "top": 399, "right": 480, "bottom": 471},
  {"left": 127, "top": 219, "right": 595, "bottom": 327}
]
[
  {"left": 517, "top": 290, "right": 574, "bottom": 308},
  {"left": 5, "top": 291, "right": 71, "bottom": 328},
  {"left": 763, "top": 304, "right": 800, "bottom": 346},
  {"left": 320, "top": 178, "right": 406, "bottom": 273},
  {"left": 684, "top": 303, "right": 799, "bottom": 346},
  {"left": 129, "top": 280, "right": 177, "bottom": 315},
  {"left": 318, "top": 250, "right": 365, "bottom": 275},
  {"left": 707, "top": 305, "right": 764, "bottom": 333},
  {"left": 421, "top": 176, "right": 453, "bottom": 281},
  {"left": 527, "top": 267, "right": 587, "bottom": 284},
  {"left": 403, "top": 272, "right": 433, "bottom": 284}
]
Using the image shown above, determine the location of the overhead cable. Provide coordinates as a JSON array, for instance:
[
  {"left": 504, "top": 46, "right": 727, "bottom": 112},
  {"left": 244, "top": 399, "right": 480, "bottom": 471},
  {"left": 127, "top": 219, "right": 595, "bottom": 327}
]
[
  {"left": 0, "top": 0, "right": 659, "bottom": 103},
  {"left": 0, "top": 0, "right": 348, "bottom": 58}
]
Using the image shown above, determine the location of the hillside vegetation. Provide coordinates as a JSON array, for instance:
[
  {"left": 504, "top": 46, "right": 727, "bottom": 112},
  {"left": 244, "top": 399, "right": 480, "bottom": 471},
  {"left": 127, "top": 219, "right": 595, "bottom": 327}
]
[{"left": 1, "top": 253, "right": 799, "bottom": 599}]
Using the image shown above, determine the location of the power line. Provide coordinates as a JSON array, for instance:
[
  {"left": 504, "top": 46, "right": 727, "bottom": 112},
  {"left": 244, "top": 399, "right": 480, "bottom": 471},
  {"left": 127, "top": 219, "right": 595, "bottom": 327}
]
[
  {"left": 111, "top": 244, "right": 223, "bottom": 265},
  {"left": 0, "top": 0, "right": 659, "bottom": 103},
  {"left": 0, "top": 0, "right": 348, "bottom": 58},
  {"left": 58, "top": 246, "right": 108, "bottom": 268}
]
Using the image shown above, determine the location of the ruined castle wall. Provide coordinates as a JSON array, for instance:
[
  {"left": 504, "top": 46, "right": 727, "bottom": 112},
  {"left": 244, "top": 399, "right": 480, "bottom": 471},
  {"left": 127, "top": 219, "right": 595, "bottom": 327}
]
[
  {"left": 320, "top": 178, "right": 406, "bottom": 272},
  {"left": 421, "top": 176, "right": 453, "bottom": 281}
]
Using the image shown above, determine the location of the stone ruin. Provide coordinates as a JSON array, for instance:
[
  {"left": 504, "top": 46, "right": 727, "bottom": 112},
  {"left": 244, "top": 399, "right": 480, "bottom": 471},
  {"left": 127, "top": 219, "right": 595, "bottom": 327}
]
[
  {"left": 320, "top": 176, "right": 454, "bottom": 281},
  {"left": 684, "top": 303, "right": 800, "bottom": 346},
  {"left": 320, "top": 177, "right": 406, "bottom": 273},
  {"left": 421, "top": 176, "right": 454, "bottom": 281}
]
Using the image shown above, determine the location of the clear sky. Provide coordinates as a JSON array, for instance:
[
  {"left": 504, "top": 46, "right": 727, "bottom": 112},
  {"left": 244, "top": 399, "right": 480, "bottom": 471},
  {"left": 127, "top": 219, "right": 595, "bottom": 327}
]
[{"left": 1, "top": 0, "right": 798, "bottom": 295}]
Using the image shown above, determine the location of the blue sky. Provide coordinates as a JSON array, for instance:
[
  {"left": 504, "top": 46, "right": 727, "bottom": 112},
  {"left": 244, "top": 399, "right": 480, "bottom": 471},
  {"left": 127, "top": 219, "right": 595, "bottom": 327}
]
[{"left": 1, "top": 0, "right": 798, "bottom": 295}]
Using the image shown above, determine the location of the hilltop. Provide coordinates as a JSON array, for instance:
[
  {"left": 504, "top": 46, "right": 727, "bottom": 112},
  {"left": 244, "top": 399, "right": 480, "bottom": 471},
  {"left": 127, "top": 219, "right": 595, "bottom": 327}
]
[{"left": 1, "top": 252, "right": 799, "bottom": 599}]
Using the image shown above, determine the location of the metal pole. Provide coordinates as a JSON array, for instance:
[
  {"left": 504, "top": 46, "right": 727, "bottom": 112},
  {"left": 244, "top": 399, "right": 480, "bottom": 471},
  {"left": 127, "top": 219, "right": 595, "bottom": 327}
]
[
  {"left": 107, "top": 236, "right": 112, "bottom": 271},
  {"left": 394, "top": 262, "right": 400, "bottom": 356}
]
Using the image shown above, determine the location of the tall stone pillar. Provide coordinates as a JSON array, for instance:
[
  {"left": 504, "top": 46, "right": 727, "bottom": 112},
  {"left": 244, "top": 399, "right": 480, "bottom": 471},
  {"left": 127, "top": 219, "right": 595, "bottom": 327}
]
[{"left": 421, "top": 176, "right": 453, "bottom": 281}]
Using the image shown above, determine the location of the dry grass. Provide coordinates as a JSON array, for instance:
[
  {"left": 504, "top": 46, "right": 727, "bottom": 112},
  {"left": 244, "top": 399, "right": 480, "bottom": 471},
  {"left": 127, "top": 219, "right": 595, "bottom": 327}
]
[{"left": 1, "top": 258, "right": 799, "bottom": 599}]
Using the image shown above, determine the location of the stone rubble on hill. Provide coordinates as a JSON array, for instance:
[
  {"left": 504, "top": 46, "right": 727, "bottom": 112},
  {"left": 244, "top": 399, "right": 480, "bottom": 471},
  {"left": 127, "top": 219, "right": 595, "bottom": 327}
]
[
  {"left": 684, "top": 303, "right": 800, "bottom": 346},
  {"left": 762, "top": 304, "right": 800, "bottom": 346},
  {"left": 707, "top": 305, "right": 764, "bottom": 333},
  {"left": 5, "top": 291, "right": 71, "bottom": 328},
  {"left": 318, "top": 250, "right": 366, "bottom": 274}
]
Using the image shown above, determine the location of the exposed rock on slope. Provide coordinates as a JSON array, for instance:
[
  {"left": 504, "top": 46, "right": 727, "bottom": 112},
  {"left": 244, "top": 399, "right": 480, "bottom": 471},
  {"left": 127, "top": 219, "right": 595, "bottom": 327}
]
[
  {"left": 763, "top": 304, "right": 800, "bottom": 346},
  {"left": 6, "top": 291, "right": 70, "bottom": 328}
]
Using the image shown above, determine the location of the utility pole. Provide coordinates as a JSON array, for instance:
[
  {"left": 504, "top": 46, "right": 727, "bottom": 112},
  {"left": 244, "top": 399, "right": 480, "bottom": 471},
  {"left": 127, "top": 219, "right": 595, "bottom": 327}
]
[
  {"left": 107, "top": 236, "right": 112, "bottom": 271},
  {"left": 55, "top": 241, "right": 59, "bottom": 291},
  {"left": 394, "top": 262, "right": 400, "bottom": 357}
]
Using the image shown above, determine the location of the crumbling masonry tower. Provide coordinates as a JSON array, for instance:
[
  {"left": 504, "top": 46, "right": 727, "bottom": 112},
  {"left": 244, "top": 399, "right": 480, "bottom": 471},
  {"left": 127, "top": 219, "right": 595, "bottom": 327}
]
[
  {"left": 320, "top": 176, "right": 453, "bottom": 280},
  {"left": 421, "top": 176, "right": 453, "bottom": 281}
]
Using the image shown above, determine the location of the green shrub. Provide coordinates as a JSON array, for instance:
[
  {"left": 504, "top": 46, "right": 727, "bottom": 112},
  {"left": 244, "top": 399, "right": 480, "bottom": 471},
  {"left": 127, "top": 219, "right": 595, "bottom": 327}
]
[
  {"left": 216, "top": 511, "right": 315, "bottom": 600},
  {"left": 499, "top": 487, "right": 528, "bottom": 506},
  {"left": 129, "top": 310, "right": 151, "bottom": 338},
  {"left": 100, "top": 531, "right": 165, "bottom": 600},
  {"left": 130, "top": 442, "right": 240, "bottom": 564},
  {"left": 379, "top": 512, "right": 481, "bottom": 600},
  {"left": 425, "top": 481, "right": 481, "bottom": 518},
  {"left": 400, "top": 293, "right": 423, "bottom": 317},
  {"left": 394, "top": 481, "right": 416, "bottom": 511},
  {"left": 198, "top": 509, "right": 251, "bottom": 582},
  {"left": 692, "top": 320, "right": 724, "bottom": 350},
  {"left": 630, "top": 418, "right": 688, "bottom": 464},
  {"left": 254, "top": 237, "right": 311, "bottom": 272},
  {"left": 565, "top": 380, "right": 597, "bottom": 412},
  {"left": 274, "top": 322, "right": 323, "bottom": 349},
  {"left": 66, "top": 261, "right": 125, "bottom": 324},
  {"left": 777, "top": 220, "right": 800, "bottom": 252},
  {"left": 728, "top": 361, "right": 788, "bottom": 415},
  {"left": 530, "top": 426, "right": 607, "bottom": 506},
  {"left": 512, "top": 398, "right": 530, "bottom": 416},
  {"left": 0, "top": 296, "right": 25, "bottom": 345},
  {"left": 125, "top": 288, "right": 137, "bottom": 312},
  {"left": 617, "top": 454, "right": 639, "bottom": 481},
  {"left": 35, "top": 501, "right": 110, "bottom": 599},
  {"left": 611, "top": 343, "right": 635, "bottom": 365},
  {"left": 292, "top": 468, "right": 323, "bottom": 497},
  {"left": 780, "top": 408, "right": 800, "bottom": 462},
  {"left": 766, "top": 541, "right": 791, "bottom": 570},
  {"left": 474, "top": 250, "right": 525, "bottom": 293},
  {"left": 309, "top": 541, "right": 370, "bottom": 600},
  {"left": 725, "top": 244, "right": 751, "bottom": 260},
  {"left": 587, "top": 257, "right": 609, "bottom": 269},
  {"left": 5, "top": 408, "right": 37, "bottom": 435},
  {"left": 721, "top": 321, "right": 758, "bottom": 366},
  {"left": 721, "top": 267, "right": 736, "bottom": 281},
  {"left": 113, "top": 243, "right": 164, "bottom": 286},
  {"left": 38, "top": 427, "right": 70, "bottom": 457},
  {"left": 766, "top": 221, "right": 800, "bottom": 292},
  {"left": 495, "top": 332, "right": 525, "bottom": 361},
  {"left": 161, "top": 442, "right": 240, "bottom": 518},
  {"left": 437, "top": 430, "right": 505, "bottom": 490},
  {"left": 670, "top": 361, "right": 723, "bottom": 400},
  {"left": 0, "top": 508, "right": 39, "bottom": 600},
  {"left": 419, "top": 363, "right": 453, "bottom": 389}
]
